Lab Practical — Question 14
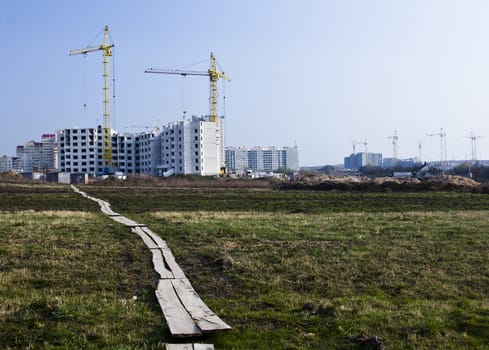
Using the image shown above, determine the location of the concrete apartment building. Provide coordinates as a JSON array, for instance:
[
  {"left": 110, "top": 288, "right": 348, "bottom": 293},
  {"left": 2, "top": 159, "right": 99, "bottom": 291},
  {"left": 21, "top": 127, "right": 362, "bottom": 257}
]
[
  {"left": 56, "top": 116, "right": 224, "bottom": 177},
  {"left": 344, "top": 152, "right": 383, "bottom": 171},
  {"left": 158, "top": 115, "right": 225, "bottom": 176},
  {"left": 15, "top": 134, "right": 57, "bottom": 172},
  {"left": 0, "top": 156, "right": 18, "bottom": 172},
  {"left": 225, "top": 145, "right": 299, "bottom": 174},
  {"left": 57, "top": 126, "right": 163, "bottom": 177}
]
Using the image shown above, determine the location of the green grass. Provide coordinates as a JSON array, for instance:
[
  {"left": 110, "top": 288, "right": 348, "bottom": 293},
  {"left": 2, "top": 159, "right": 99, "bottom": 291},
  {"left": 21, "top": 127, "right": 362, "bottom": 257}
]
[
  {"left": 2, "top": 183, "right": 489, "bottom": 348},
  {"left": 0, "top": 210, "right": 169, "bottom": 349},
  {"left": 79, "top": 186, "right": 489, "bottom": 213},
  {"left": 129, "top": 210, "right": 489, "bottom": 349}
]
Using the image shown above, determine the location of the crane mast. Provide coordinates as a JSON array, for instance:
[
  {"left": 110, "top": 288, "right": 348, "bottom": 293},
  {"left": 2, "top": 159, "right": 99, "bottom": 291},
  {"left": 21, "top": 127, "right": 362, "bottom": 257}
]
[
  {"left": 69, "top": 25, "right": 114, "bottom": 169},
  {"left": 388, "top": 130, "right": 399, "bottom": 159},
  {"left": 464, "top": 131, "right": 483, "bottom": 162}
]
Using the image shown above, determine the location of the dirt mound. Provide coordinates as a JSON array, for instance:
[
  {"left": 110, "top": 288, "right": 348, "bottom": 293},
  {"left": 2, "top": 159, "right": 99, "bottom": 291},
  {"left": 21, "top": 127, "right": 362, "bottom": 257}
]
[
  {"left": 427, "top": 175, "right": 480, "bottom": 187},
  {"left": 280, "top": 174, "right": 483, "bottom": 192}
]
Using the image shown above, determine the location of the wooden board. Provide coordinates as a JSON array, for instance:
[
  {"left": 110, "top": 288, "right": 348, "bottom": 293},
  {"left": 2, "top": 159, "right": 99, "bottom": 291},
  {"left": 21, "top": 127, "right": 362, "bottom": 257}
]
[
  {"left": 151, "top": 249, "right": 174, "bottom": 279},
  {"left": 165, "top": 345, "right": 214, "bottom": 350},
  {"left": 109, "top": 215, "right": 143, "bottom": 227},
  {"left": 165, "top": 344, "right": 193, "bottom": 350},
  {"left": 100, "top": 204, "right": 119, "bottom": 216},
  {"left": 141, "top": 227, "right": 169, "bottom": 248},
  {"left": 172, "top": 278, "right": 231, "bottom": 332},
  {"left": 156, "top": 279, "right": 202, "bottom": 337},
  {"left": 193, "top": 345, "right": 215, "bottom": 350},
  {"left": 131, "top": 227, "right": 160, "bottom": 249},
  {"left": 158, "top": 247, "right": 186, "bottom": 279}
]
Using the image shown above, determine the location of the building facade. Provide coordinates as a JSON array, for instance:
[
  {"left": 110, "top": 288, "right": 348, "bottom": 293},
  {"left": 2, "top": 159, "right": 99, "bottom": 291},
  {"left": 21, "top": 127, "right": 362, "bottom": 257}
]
[
  {"left": 57, "top": 126, "right": 106, "bottom": 176},
  {"left": 225, "top": 145, "right": 299, "bottom": 174},
  {"left": 57, "top": 126, "right": 163, "bottom": 177},
  {"left": 158, "top": 115, "right": 225, "bottom": 176},
  {"left": 344, "top": 152, "right": 383, "bottom": 171},
  {"left": 15, "top": 134, "right": 57, "bottom": 173},
  {"left": 57, "top": 116, "right": 223, "bottom": 177},
  {"left": 0, "top": 156, "right": 18, "bottom": 172}
]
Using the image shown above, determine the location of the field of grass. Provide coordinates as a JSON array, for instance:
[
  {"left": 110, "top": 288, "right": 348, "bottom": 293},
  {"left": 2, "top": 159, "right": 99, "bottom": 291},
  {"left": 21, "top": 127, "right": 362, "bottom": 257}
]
[{"left": 2, "top": 182, "right": 489, "bottom": 349}]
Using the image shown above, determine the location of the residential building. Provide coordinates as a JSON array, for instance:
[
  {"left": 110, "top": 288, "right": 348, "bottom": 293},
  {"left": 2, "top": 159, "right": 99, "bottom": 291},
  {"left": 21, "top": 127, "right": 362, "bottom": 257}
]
[
  {"left": 15, "top": 135, "right": 57, "bottom": 173},
  {"left": 158, "top": 115, "right": 225, "bottom": 176},
  {"left": 57, "top": 126, "right": 163, "bottom": 177},
  {"left": 0, "top": 156, "right": 17, "bottom": 172},
  {"left": 57, "top": 116, "right": 225, "bottom": 177},
  {"left": 57, "top": 126, "right": 107, "bottom": 176},
  {"left": 344, "top": 152, "right": 383, "bottom": 171},
  {"left": 226, "top": 145, "right": 299, "bottom": 174}
]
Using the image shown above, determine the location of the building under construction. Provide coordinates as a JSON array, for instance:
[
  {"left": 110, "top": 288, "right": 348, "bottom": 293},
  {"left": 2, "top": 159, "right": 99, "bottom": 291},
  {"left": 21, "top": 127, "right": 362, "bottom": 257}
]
[{"left": 56, "top": 115, "right": 225, "bottom": 177}]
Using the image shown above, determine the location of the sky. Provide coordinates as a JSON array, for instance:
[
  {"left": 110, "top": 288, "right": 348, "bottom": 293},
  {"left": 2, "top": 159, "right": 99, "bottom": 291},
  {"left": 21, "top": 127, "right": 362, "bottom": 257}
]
[{"left": 2, "top": 0, "right": 489, "bottom": 166}]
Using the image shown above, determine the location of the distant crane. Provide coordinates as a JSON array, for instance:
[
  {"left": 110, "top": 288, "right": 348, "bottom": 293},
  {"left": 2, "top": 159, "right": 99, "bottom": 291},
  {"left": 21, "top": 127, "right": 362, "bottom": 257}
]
[
  {"left": 145, "top": 52, "right": 230, "bottom": 122},
  {"left": 429, "top": 128, "right": 447, "bottom": 165},
  {"left": 464, "top": 131, "right": 483, "bottom": 162},
  {"left": 388, "top": 130, "right": 399, "bottom": 159},
  {"left": 69, "top": 25, "right": 114, "bottom": 170},
  {"left": 351, "top": 139, "right": 367, "bottom": 154}
]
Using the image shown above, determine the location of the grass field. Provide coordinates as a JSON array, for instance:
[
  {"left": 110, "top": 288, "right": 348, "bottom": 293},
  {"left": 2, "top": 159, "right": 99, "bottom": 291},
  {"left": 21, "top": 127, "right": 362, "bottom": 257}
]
[{"left": 2, "top": 182, "right": 489, "bottom": 349}]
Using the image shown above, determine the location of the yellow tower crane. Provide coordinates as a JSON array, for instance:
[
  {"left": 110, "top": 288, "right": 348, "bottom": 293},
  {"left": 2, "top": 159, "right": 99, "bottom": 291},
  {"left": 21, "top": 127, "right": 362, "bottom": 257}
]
[
  {"left": 69, "top": 25, "right": 114, "bottom": 171},
  {"left": 144, "top": 52, "right": 230, "bottom": 122}
]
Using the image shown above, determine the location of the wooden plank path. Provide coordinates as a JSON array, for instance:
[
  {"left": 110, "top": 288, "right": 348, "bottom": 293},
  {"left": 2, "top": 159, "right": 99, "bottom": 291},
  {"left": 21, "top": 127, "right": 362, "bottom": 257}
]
[
  {"left": 166, "top": 344, "right": 214, "bottom": 350},
  {"left": 71, "top": 185, "right": 231, "bottom": 338}
]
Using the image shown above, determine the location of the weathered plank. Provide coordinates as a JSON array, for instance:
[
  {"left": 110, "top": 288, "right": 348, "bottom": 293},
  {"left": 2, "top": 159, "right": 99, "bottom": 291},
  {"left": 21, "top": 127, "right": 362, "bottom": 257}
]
[
  {"left": 109, "top": 215, "right": 143, "bottom": 227},
  {"left": 158, "top": 247, "right": 186, "bottom": 279},
  {"left": 141, "top": 226, "right": 169, "bottom": 248},
  {"left": 193, "top": 344, "right": 215, "bottom": 350},
  {"left": 151, "top": 249, "right": 174, "bottom": 279},
  {"left": 156, "top": 279, "right": 202, "bottom": 337},
  {"left": 131, "top": 227, "right": 160, "bottom": 249},
  {"left": 100, "top": 204, "right": 119, "bottom": 216},
  {"left": 165, "top": 344, "right": 193, "bottom": 350},
  {"left": 172, "top": 278, "right": 231, "bottom": 332}
]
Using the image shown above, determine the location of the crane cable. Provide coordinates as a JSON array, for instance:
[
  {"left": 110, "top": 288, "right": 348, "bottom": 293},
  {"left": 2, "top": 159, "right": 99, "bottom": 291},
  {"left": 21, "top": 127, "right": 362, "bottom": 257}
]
[
  {"left": 181, "top": 75, "right": 187, "bottom": 119},
  {"left": 111, "top": 46, "right": 117, "bottom": 130},
  {"left": 83, "top": 54, "right": 87, "bottom": 119},
  {"left": 216, "top": 59, "right": 227, "bottom": 118},
  {"left": 108, "top": 31, "right": 116, "bottom": 130}
]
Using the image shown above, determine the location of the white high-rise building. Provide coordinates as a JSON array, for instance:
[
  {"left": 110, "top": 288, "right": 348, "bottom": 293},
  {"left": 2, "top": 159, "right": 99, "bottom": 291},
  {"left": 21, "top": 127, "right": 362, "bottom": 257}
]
[
  {"left": 225, "top": 145, "right": 299, "bottom": 174},
  {"left": 58, "top": 121, "right": 222, "bottom": 177},
  {"left": 57, "top": 126, "right": 107, "bottom": 176},
  {"left": 57, "top": 126, "right": 163, "bottom": 177},
  {"left": 15, "top": 134, "right": 57, "bottom": 173},
  {"left": 158, "top": 115, "right": 225, "bottom": 176}
]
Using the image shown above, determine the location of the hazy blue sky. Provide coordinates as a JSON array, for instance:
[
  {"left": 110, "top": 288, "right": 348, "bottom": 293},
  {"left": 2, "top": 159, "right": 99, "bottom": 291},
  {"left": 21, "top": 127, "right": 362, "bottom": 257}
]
[{"left": 2, "top": 0, "right": 489, "bottom": 165}]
